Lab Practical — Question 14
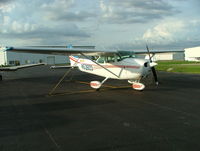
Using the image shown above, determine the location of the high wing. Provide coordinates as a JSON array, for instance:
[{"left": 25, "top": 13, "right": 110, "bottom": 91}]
[
  {"left": 129, "top": 49, "right": 184, "bottom": 55},
  {"left": 4, "top": 46, "right": 184, "bottom": 57},
  {"left": 5, "top": 46, "right": 117, "bottom": 56},
  {"left": 0, "top": 63, "right": 45, "bottom": 71}
]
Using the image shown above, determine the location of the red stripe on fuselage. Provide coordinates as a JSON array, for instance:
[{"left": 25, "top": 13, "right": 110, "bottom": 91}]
[
  {"left": 69, "top": 57, "right": 140, "bottom": 69},
  {"left": 93, "top": 65, "right": 140, "bottom": 69},
  {"left": 69, "top": 56, "right": 79, "bottom": 63}
]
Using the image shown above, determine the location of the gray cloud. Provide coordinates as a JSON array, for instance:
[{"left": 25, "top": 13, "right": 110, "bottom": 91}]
[
  {"left": 0, "top": 0, "right": 199, "bottom": 49},
  {"left": 0, "top": 0, "right": 92, "bottom": 45},
  {"left": 0, "top": 0, "right": 15, "bottom": 13},
  {"left": 41, "top": 0, "right": 97, "bottom": 22},
  {"left": 108, "top": 10, "right": 175, "bottom": 24},
  {"left": 0, "top": 0, "right": 14, "bottom": 4},
  {"left": 51, "top": 11, "right": 97, "bottom": 22},
  {"left": 100, "top": 0, "right": 180, "bottom": 24},
  {"left": 109, "top": 0, "right": 173, "bottom": 10},
  {"left": 109, "top": 39, "right": 200, "bottom": 51},
  {"left": 0, "top": 23, "right": 90, "bottom": 43},
  {"left": 0, "top": 0, "right": 15, "bottom": 12},
  {"left": 107, "top": 18, "right": 200, "bottom": 50}
]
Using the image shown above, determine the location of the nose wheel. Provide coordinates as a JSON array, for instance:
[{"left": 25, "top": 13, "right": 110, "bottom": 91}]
[
  {"left": 132, "top": 82, "right": 145, "bottom": 91},
  {"left": 128, "top": 80, "right": 145, "bottom": 91}
]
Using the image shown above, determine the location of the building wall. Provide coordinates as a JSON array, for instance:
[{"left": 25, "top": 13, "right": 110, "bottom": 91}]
[
  {"left": 0, "top": 51, "right": 7, "bottom": 65},
  {"left": 144, "top": 53, "right": 174, "bottom": 61},
  {"left": 4, "top": 52, "right": 69, "bottom": 65},
  {"left": 138, "top": 52, "right": 184, "bottom": 61},
  {"left": 173, "top": 52, "right": 185, "bottom": 61},
  {"left": 185, "top": 46, "right": 200, "bottom": 61},
  {"left": 154, "top": 53, "right": 173, "bottom": 61}
]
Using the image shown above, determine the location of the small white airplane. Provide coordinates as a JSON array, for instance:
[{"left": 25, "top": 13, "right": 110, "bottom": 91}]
[{"left": 2, "top": 45, "right": 182, "bottom": 90}]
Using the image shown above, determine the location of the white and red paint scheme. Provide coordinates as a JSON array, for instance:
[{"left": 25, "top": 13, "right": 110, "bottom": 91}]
[
  {"left": 5, "top": 46, "right": 160, "bottom": 91},
  {"left": 69, "top": 54, "right": 155, "bottom": 90}
]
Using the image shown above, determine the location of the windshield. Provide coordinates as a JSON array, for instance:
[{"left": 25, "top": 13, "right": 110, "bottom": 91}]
[
  {"left": 96, "top": 51, "right": 136, "bottom": 63},
  {"left": 117, "top": 51, "right": 135, "bottom": 60}
]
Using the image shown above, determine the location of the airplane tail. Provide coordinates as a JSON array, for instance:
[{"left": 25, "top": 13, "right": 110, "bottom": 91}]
[{"left": 69, "top": 56, "right": 79, "bottom": 67}]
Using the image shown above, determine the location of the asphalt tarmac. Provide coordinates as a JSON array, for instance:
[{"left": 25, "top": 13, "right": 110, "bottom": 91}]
[{"left": 0, "top": 66, "right": 200, "bottom": 151}]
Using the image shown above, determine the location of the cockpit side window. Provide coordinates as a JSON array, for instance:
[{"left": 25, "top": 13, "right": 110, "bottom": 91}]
[
  {"left": 107, "top": 56, "right": 116, "bottom": 63},
  {"left": 96, "top": 52, "right": 135, "bottom": 63},
  {"left": 96, "top": 55, "right": 118, "bottom": 63}
]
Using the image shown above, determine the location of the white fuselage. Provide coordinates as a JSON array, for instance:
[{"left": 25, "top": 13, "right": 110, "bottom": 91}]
[{"left": 69, "top": 56, "right": 151, "bottom": 81}]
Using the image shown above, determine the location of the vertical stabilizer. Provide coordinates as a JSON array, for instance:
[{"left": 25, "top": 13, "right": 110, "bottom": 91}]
[{"left": 69, "top": 56, "right": 79, "bottom": 67}]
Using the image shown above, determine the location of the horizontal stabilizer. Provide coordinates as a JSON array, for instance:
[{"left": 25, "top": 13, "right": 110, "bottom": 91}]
[
  {"left": 50, "top": 65, "right": 78, "bottom": 69},
  {"left": 0, "top": 63, "right": 45, "bottom": 71}
]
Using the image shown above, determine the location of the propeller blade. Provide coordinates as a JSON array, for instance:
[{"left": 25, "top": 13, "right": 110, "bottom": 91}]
[
  {"left": 151, "top": 67, "right": 159, "bottom": 85},
  {"left": 146, "top": 44, "right": 158, "bottom": 85},
  {"left": 146, "top": 44, "right": 152, "bottom": 62}
]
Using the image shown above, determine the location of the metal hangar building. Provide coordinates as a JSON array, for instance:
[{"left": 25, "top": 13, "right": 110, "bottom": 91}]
[
  {"left": 0, "top": 51, "right": 68, "bottom": 66},
  {"left": 0, "top": 45, "right": 95, "bottom": 66},
  {"left": 184, "top": 46, "right": 200, "bottom": 61}
]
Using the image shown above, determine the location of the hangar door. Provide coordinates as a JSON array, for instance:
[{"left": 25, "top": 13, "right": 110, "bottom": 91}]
[{"left": 47, "top": 56, "right": 55, "bottom": 65}]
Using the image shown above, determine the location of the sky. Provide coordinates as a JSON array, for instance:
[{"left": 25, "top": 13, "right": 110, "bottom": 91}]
[{"left": 0, "top": 0, "right": 200, "bottom": 50}]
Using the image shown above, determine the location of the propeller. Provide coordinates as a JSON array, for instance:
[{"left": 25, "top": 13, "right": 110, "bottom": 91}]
[{"left": 146, "top": 45, "right": 159, "bottom": 85}]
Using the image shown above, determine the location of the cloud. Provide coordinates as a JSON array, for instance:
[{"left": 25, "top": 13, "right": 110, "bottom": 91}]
[
  {"left": 0, "top": 22, "right": 90, "bottom": 38},
  {"left": 0, "top": 1, "right": 15, "bottom": 13},
  {"left": 0, "top": 24, "right": 91, "bottom": 45},
  {"left": 46, "top": 11, "right": 96, "bottom": 22},
  {"left": 0, "top": 0, "right": 14, "bottom": 4},
  {"left": 41, "top": 0, "right": 96, "bottom": 22},
  {"left": 106, "top": 18, "right": 200, "bottom": 50},
  {"left": 99, "top": 0, "right": 180, "bottom": 24},
  {"left": 142, "top": 20, "right": 184, "bottom": 42},
  {"left": 0, "top": 0, "right": 91, "bottom": 45},
  {"left": 132, "top": 19, "right": 200, "bottom": 49},
  {"left": 0, "top": 0, "right": 199, "bottom": 49},
  {"left": 41, "top": 0, "right": 74, "bottom": 10}
]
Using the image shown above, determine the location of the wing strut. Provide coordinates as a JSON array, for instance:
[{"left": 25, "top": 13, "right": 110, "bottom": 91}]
[
  {"left": 48, "top": 67, "right": 74, "bottom": 95},
  {"left": 48, "top": 58, "right": 80, "bottom": 95}
]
